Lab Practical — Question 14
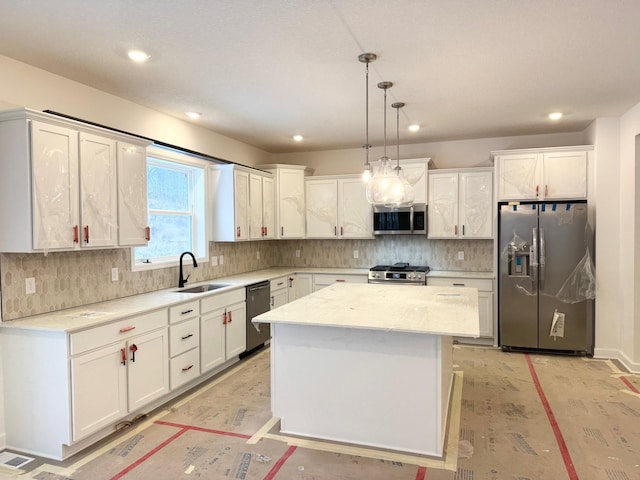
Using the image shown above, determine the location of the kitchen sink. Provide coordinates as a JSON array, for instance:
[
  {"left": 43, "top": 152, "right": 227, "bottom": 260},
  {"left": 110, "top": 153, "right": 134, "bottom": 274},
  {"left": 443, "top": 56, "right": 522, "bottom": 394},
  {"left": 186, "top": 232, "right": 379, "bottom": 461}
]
[{"left": 175, "top": 284, "right": 230, "bottom": 294}]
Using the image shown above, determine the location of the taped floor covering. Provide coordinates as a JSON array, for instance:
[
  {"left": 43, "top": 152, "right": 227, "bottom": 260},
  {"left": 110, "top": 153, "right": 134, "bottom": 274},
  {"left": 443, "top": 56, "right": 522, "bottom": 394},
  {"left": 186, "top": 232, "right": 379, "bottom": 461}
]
[{"left": 5, "top": 345, "right": 640, "bottom": 479}]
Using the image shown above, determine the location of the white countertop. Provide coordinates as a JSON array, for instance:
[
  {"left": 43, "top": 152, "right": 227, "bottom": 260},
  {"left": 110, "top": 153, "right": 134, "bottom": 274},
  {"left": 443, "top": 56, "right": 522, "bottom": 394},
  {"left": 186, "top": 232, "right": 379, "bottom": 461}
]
[
  {"left": 0, "top": 267, "right": 490, "bottom": 333},
  {"left": 253, "top": 283, "right": 480, "bottom": 338}
]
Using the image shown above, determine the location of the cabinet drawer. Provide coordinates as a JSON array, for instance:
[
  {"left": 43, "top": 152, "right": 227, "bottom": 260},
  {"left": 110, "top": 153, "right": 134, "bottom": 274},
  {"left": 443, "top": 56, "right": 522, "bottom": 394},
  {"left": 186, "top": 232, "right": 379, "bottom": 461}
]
[
  {"left": 70, "top": 309, "right": 168, "bottom": 355},
  {"left": 313, "top": 273, "right": 367, "bottom": 289},
  {"left": 200, "top": 288, "right": 245, "bottom": 314},
  {"left": 170, "top": 348, "right": 200, "bottom": 390},
  {"left": 169, "top": 300, "right": 200, "bottom": 324},
  {"left": 270, "top": 276, "right": 288, "bottom": 292},
  {"left": 427, "top": 277, "right": 493, "bottom": 291},
  {"left": 169, "top": 318, "right": 200, "bottom": 357}
]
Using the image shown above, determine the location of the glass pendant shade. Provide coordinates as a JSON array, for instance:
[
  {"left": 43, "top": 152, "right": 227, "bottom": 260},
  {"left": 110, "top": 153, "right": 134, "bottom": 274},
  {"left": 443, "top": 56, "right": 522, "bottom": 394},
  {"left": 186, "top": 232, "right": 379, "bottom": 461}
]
[
  {"left": 393, "top": 165, "right": 415, "bottom": 207},
  {"left": 366, "top": 156, "right": 404, "bottom": 204}
]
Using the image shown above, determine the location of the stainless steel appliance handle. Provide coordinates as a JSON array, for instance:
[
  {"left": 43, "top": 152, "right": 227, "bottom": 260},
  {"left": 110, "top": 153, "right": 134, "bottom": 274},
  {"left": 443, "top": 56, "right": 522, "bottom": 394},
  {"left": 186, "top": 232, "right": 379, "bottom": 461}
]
[
  {"left": 540, "top": 227, "right": 546, "bottom": 290},
  {"left": 409, "top": 205, "right": 414, "bottom": 232},
  {"left": 531, "top": 228, "right": 538, "bottom": 288}
]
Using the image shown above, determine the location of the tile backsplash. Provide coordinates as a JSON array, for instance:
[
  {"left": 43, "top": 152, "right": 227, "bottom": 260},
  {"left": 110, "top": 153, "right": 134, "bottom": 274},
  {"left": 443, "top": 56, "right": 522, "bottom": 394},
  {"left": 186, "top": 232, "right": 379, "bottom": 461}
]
[{"left": 0, "top": 237, "right": 492, "bottom": 320}]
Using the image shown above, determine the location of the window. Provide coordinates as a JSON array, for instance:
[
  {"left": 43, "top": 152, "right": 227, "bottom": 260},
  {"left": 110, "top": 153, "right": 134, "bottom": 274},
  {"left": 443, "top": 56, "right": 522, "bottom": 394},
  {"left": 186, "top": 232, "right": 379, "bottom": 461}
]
[{"left": 133, "top": 146, "right": 207, "bottom": 269}]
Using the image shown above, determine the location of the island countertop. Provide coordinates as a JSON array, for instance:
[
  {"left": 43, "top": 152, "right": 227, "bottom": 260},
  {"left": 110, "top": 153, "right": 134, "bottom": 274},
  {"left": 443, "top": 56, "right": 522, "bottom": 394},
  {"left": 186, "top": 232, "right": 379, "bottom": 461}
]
[{"left": 253, "top": 282, "right": 480, "bottom": 338}]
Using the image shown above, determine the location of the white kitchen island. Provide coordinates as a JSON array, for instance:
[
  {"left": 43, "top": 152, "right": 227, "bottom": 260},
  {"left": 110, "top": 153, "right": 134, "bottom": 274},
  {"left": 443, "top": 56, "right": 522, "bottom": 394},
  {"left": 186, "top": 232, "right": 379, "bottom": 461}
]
[{"left": 253, "top": 282, "right": 480, "bottom": 457}]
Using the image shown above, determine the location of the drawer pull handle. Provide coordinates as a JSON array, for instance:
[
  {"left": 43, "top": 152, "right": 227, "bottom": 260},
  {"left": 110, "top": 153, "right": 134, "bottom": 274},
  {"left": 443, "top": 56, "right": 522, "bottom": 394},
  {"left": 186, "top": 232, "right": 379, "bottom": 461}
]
[
  {"left": 453, "top": 283, "right": 465, "bottom": 286},
  {"left": 181, "top": 334, "right": 194, "bottom": 340},
  {"left": 119, "top": 326, "right": 136, "bottom": 333},
  {"left": 182, "top": 364, "right": 194, "bottom": 372},
  {"left": 277, "top": 282, "right": 284, "bottom": 286},
  {"left": 181, "top": 309, "right": 194, "bottom": 315},
  {"left": 335, "top": 279, "right": 346, "bottom": 282},
  {"left": 228, "top": 310, "right": 233, "bottom": 323}
]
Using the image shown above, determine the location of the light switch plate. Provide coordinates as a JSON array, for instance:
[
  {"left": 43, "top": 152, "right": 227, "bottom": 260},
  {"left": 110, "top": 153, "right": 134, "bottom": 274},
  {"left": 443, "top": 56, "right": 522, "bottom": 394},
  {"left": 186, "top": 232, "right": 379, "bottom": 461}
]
[
  {"left": 295, "top": 249, "right": 300, "bottom": 258},
  {"left": 211, "top": 256, "right": 218, "bottom": 266},
  {"left": 25, "top": 277, "right": 36, "bottom": 295},
  {"left": 219, "top": 255, "right": 224, "bottom": 265},
  {"left": 111, "top": 268, "right": 118, "bottom": 282},
  {"left": 353, "top": 250, "right": 359, "bottom": 259},
  {"left": 458, "top": 251, "right": 465, "bottom": 260}
]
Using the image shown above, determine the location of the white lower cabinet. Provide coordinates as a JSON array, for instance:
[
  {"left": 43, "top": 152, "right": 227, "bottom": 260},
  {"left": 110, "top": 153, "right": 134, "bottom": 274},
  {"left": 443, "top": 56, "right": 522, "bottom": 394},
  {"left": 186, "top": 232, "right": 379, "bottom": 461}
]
[
  {"left": 288, "top": 273, "right": 313, "bottom": 300},
  {"left": 427, "top": 277, "right": 494, "bottom": 338},
  {"left": 270, "top": 276, "right": 289, "bottom": 308},
  {"left": 70, "top": 310, "right": 169, "bottom": 442},
  {"left": 168, "top": 311, "right": 201, "bottom": 390},
  {"left": 200, "top": 289, "right": 247, "bottom": 374}
]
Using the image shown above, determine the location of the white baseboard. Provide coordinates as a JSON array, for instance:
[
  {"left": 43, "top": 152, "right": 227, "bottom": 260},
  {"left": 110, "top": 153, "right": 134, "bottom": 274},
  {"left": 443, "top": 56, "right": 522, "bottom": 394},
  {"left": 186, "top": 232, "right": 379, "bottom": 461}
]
[{"left": 594, "top": 347, "right": 640, "bottom": 373}]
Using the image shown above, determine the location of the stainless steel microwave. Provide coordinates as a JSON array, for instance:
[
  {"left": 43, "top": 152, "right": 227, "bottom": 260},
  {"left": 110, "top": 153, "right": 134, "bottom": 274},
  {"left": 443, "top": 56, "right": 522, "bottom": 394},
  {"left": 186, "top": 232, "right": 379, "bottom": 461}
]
[{"left": 373, "top": 203, "right": 427, "bottom": 235}]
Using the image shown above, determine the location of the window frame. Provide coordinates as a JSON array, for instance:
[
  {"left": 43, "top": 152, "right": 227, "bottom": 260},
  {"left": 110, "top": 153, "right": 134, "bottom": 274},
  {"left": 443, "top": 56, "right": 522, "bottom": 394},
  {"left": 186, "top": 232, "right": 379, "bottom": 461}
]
[{"left": 131, "top": 145, "right": 209, "bottom": 272}]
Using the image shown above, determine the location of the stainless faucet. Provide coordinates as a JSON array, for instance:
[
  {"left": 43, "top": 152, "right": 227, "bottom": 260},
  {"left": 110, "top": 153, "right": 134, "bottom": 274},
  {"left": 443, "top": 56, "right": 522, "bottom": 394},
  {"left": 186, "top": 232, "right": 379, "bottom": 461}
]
[{"left": 178, "top": 251, "right": 198, "bottom": 288}]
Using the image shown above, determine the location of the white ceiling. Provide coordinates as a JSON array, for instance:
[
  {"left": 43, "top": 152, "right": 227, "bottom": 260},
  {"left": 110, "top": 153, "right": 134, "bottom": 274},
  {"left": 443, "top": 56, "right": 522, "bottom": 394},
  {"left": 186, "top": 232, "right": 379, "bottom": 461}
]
[{"left": 1, "top": 0, "right": 640, "bottom": 154}]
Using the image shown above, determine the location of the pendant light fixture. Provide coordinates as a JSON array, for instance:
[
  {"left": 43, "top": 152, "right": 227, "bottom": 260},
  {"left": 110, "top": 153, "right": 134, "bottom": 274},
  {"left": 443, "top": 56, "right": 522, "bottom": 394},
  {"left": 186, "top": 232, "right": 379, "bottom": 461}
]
[
  {"left": 365, "top": 81, "right": 404, "bottom": 205},
  {"left": 391, "top": 102, "right": 415, "bottom": 207},
  {"left": 358, "top": 53, "right": 376, "bottom": 183}
]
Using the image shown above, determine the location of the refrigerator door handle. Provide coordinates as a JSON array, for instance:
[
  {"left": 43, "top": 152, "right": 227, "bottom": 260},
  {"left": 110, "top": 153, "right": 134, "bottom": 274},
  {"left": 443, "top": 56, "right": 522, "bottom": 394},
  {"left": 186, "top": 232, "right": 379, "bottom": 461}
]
[
  {"left": 540, "top": 227, "right": 546, "bottom": 290},
  {"left": 531, "top": 228, "right": 538, "bottom": 288}
]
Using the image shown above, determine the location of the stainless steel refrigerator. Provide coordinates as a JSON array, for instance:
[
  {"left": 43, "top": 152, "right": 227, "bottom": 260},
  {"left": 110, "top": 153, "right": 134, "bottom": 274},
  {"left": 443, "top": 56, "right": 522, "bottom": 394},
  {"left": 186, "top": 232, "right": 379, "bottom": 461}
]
[{"left": 498, "top": 201, "right": 594, "bottom": 354}]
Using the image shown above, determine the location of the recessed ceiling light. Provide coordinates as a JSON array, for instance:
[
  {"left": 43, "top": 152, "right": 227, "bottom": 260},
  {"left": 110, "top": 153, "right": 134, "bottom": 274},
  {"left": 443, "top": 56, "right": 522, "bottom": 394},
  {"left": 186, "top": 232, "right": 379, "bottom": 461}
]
[
  {"left": 293, "top": 135, "right": 303, "bottom": 142},
  {"left": 185, "top": 112, "right": 201, "bottom": 120},
  {"left": 127, "top": 49, "right": 150, "bottom": 63},
  {"left": 548, "top": 112, "right": 563, "bottom": 121},
  {"left": 408, "top": 124, "right": 420, "bottom": 133}
]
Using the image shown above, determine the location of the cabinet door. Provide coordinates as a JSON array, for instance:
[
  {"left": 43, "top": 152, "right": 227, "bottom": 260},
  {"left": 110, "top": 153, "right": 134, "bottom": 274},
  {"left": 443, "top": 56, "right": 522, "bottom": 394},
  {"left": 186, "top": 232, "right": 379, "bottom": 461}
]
[
  {"left": 497, "top": 153, "right": 541, "bottom": 200},
  {"left": 478, "top": 291, "right": 494, "bottom": 337},
  {"left": 249, "top": 173, "right": 263, "bottom": 240},
  {"left": 289, "top": 273, "right": 313, "bottom": 300},
  {"left": 234, "top": 169, "right": 250, "bottom": 240},
  {"left": 542, "top": 151, "right": 587, "bottom": 199},
  {"left": 428, "top": 173, "right": 459, "bottom": 238},
  {"left": 225, "top": 302, "right": 246, "bottom": 359},
  {"left": 459, "top": 171, "right": 493, "bottom": 239},
  {"left": 71, "top": 342, "right": 127, "bottom": 441},
  {"left": 117, "top": 142, "right": 149, "bottom": 246},
  {"left": 278, "top": 169, "right": 306, "bottom": 238},
  {"left": 31, "top": 121, "right": 79, "bottom": 250},
  {"left": 338, "top": 178, "right": 372, "bottom": 238},
  {"left": 400, "top": 161, "right": 428, "bottom": 204},
  {"left": 200, "top": 307, "right": 226, "bottom": 373},
  {"left": 262, "top": 176, "right": 275, "bottom": 239},
  {"left": 78, "top": 133, "right": 118, "bottom": 247},
  {"left": 127, "top": 328, "right": 169, "bottom": 412},
  {"left": 306, "top": 179, "right": 338, "bottom": 238},
  {"left": 271, "top": 289, "right": 288, "bottom": 309}
]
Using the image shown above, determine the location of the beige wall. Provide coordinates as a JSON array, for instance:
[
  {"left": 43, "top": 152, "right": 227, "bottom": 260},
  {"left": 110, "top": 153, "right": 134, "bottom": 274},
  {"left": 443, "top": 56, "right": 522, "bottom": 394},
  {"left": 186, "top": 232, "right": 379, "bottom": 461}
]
[
  {"left": 265, "top": 131, "right": 588, "bottom": 175},
  {"left": 0, "top": 54, "right": 271, "bottom": 167}
]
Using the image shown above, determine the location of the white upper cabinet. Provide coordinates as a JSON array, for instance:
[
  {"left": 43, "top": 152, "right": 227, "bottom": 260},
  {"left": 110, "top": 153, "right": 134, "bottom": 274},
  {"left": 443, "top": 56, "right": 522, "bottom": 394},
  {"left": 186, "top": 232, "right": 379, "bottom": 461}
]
[
  {"left": 249, "top": 172, "right": 275, "bottom": 240},
  {"left": 305, "top": 176, "right": 372, "bottom": 239},
  {"left": 260, "top": 164, "right": 313, "bottom": 239},
  {"left": 117, "top": 142, "right": 150, "bottom": 246},
  {"left": 398, "top": 158, "right": 429, "bottom": 204},
  {"left": 428, "top": 168, "right": 493, "bottom": 239},
  {"left": 338, "top": 177, "right": 373, "bottom": 238},
  {"left": 78, "top": 133, "right": 118, "bottom": 248},
  {"left": 0, "top": 108, "right": 150, "bottom": 253},
  {"left": 494, "top": 146, "right": 591, "bottom": 201}
]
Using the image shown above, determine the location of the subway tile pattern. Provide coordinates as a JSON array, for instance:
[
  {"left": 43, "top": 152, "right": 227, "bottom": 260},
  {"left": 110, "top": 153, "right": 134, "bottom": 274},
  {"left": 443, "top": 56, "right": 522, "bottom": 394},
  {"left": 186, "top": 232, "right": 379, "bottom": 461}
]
[{"left": 0, "top": 238, "right": 492, "bottom": 320}]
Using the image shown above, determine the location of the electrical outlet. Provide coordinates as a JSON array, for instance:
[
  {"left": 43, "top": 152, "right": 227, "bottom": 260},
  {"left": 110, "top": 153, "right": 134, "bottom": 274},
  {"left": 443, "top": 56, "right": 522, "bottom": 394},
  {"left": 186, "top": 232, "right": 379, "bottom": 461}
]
[
  {"left": 295, "top": 249, "right": 300, "bottom": 258},
  {"left": 111, "top": 267, "right": 118, "bottom": 282},
  {"left": 353, "top": 250, "right": 359, "bottom": 259},
  {"left": 219, "top": 255, "right": 224, "bottom": 265},
  {"left": 458, "top": 251, "right": 465, "bottom": 260},
  {"left": 25, "top": 277, "right": 36, "bottom": 295},
  {"left": 211, "top": 256, "right": 218, "bottom": 266},
  {"left": 256, "top": 251, "right": 260, "bottom": 260}
]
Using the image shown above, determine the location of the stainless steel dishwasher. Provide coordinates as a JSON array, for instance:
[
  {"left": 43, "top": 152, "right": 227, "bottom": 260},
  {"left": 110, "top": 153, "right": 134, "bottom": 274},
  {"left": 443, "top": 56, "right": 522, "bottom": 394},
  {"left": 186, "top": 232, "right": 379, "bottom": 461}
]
[{"left": 244, "top": 280, "right": 271, "bottom": 354}]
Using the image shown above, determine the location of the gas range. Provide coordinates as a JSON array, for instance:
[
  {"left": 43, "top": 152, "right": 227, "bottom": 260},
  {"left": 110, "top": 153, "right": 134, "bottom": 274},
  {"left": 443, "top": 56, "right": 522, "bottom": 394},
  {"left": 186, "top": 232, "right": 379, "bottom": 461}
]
[{"left": 368, "top": 263, "right": 430, "bottom": 285}]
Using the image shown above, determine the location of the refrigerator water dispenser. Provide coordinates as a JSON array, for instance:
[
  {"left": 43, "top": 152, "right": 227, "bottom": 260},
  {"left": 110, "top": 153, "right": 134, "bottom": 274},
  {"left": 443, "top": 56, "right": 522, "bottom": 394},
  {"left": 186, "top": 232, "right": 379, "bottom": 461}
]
[{"left": 507, "top": 245, "right": 530, "bottom": 276}]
